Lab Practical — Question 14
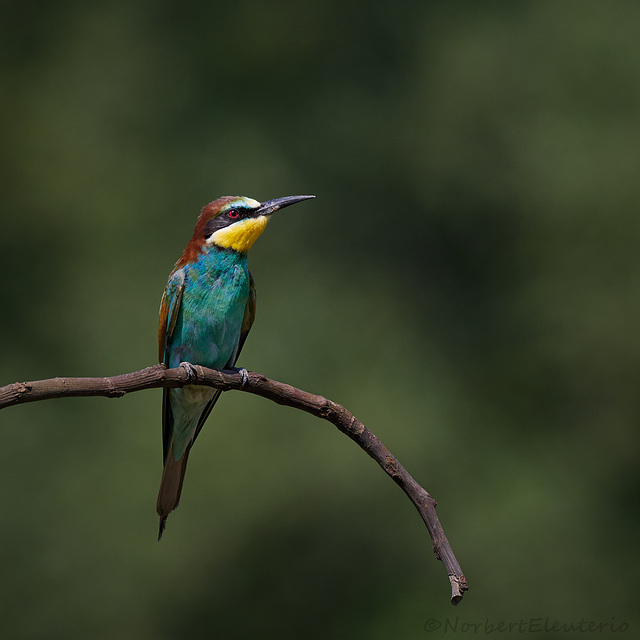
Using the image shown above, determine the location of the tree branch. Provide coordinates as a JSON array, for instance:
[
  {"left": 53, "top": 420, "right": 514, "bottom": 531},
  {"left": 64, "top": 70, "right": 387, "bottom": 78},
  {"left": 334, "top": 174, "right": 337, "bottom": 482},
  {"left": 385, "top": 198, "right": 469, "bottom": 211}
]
[{"left": 0, "top": 364, "right": 468, "bottom": 605}]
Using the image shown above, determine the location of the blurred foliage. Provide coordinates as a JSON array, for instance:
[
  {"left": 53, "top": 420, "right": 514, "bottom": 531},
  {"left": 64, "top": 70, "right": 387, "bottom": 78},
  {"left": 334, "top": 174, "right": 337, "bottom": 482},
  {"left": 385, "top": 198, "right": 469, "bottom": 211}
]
[{"left": 1, "top": 1, "right": 639, "bottom": 638}]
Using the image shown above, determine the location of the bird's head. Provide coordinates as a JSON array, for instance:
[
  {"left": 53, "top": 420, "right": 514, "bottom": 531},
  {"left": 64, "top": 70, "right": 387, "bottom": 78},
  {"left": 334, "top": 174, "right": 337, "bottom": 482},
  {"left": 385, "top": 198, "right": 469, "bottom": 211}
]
[
  {"left": 201, "top": 195, "right": 315, "bottom": 253},
  {"left": 182, "top": 195, "right": 314, "bottom": 261}
]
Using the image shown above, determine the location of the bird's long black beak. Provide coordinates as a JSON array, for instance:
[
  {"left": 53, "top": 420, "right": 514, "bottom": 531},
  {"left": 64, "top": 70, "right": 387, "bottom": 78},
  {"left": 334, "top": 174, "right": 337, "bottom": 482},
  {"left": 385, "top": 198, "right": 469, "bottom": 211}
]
[{"left": 254, "top": 195, "right": 315, "bottom": 217}]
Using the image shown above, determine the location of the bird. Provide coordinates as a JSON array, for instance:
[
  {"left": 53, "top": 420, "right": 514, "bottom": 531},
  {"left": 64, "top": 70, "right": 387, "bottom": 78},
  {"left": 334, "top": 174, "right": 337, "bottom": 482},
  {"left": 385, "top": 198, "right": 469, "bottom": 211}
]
[{"left": 156, "top": 194, "right": 315, "bottom": 539}]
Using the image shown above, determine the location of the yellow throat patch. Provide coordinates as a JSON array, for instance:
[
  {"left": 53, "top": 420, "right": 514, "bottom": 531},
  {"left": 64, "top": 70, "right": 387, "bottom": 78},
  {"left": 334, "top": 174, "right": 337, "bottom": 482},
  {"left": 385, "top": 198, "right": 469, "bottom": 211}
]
[{"left": 207, "top": 215, "right": 269, "bottom": 253}]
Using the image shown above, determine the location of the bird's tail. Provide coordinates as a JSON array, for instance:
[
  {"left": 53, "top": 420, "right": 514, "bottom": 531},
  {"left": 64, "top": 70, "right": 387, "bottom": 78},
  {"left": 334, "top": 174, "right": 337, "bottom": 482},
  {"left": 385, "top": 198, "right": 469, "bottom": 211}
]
[{"left": 156, "top": 442, "right": 191, "bottom": 540}]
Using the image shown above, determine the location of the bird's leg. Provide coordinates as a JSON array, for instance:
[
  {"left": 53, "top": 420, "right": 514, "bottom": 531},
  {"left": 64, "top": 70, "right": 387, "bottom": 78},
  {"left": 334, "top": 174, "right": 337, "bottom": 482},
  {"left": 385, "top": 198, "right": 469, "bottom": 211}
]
[
  {"left": 179, "top": 361, "right": 198, "bottom": 383},
  {"left": 228, "top": 366, "right": 250, "bottom": 387}
]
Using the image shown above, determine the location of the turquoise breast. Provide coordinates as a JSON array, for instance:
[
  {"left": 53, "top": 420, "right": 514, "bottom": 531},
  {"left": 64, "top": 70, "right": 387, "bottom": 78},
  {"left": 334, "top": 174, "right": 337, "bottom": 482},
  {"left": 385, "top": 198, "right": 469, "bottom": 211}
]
[{"left": 167, "top": 247, "right": 250, "bottom": 370}]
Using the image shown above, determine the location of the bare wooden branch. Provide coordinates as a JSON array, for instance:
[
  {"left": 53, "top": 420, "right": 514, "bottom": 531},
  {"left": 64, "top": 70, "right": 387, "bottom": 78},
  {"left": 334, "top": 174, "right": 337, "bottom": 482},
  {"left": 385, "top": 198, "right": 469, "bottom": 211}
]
[{"left": 0, "top": 363, "right": 468, "bottom": 605}]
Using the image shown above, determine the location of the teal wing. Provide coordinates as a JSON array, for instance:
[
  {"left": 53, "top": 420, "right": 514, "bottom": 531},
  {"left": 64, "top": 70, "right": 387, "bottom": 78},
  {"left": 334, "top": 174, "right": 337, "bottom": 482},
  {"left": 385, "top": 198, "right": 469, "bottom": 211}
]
[
  {"left": 235, "top": 270, "right": 257, "bottom": 364},
  {"left": 158, "top": 269, "right": 185, "bottom": 463},
  {"left": 191, "top": 271, "right": 257, "bottom": 444}
]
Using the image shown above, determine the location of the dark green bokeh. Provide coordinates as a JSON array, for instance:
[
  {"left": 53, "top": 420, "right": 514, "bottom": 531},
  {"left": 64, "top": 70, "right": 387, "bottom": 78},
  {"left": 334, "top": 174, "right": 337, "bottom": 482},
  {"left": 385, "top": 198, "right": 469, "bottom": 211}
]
[{"left": 1, "top": 1, "right": 639, "bottom": 638}]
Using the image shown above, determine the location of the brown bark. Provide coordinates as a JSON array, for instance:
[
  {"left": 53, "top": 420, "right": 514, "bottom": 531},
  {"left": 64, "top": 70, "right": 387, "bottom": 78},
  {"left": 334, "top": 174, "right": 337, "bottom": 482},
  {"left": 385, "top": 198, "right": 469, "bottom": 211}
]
[{"left": 0, "top": 363, "right": 468, "bottom": 604}]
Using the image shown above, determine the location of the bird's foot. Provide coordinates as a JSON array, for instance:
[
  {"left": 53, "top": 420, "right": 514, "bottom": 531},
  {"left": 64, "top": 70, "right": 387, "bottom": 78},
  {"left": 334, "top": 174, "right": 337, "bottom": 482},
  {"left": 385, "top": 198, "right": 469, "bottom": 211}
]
[
  {"left": 229, "top": 366, "right": 250, "bottom": 387},
  {"left": 179, "top": 361, "right": 198, "bottom": 383}
]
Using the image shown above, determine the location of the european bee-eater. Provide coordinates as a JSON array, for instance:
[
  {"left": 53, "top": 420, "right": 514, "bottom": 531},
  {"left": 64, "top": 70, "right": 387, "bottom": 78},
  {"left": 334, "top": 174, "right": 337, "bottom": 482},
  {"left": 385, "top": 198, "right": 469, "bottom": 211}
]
[{"left": 156, "top": 194, "right": 315, "bottom": 539}]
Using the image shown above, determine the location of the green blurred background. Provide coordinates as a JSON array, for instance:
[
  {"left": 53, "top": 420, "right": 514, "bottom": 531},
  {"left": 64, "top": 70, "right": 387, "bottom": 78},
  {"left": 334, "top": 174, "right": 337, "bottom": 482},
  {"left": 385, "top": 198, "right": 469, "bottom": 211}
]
[{"left": 1, "top": 1, "right": 639, "bottom": 638}]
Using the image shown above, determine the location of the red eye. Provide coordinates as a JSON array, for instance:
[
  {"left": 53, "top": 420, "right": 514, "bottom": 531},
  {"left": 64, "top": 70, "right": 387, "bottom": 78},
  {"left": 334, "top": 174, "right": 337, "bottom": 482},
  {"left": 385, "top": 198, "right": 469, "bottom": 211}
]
[{"left": 228, "top": 209, "right": 239, "bottom": 219}]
